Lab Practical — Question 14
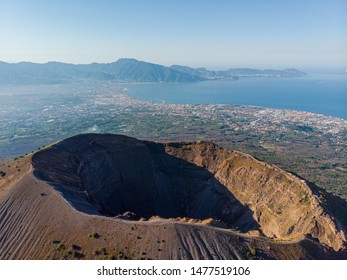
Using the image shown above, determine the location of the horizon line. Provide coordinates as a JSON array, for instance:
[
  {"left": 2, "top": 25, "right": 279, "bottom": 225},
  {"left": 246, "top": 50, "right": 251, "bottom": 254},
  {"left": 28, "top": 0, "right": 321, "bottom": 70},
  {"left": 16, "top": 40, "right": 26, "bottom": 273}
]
[{"left": 1, "top": 58, "right": 344, "bottom": 72}]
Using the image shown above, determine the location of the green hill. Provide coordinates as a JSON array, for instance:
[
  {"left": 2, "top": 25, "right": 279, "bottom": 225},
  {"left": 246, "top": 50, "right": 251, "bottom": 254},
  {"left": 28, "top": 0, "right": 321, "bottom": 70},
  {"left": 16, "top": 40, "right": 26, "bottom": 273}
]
[{"left": 0, "top": 59, "right": 204, "bottom": 84}]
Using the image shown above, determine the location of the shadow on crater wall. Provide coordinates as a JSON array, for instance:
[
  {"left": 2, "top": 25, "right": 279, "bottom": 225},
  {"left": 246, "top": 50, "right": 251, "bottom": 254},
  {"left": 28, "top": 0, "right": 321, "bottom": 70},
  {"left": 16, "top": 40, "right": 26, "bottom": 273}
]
[{"left": 32, "top": 134, "right": 259, "bottom": 232}]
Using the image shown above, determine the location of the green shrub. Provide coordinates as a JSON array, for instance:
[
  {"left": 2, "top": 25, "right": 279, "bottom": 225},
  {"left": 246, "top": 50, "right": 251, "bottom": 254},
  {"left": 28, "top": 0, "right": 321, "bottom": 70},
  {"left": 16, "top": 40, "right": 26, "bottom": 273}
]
[
  {"left": 88, "top": 232, "right": 99, "bottom": 239},
  {"left": 56, "top": 243, "right": 65, "bottom": 251},
  {"left": 118, "top": 251, "right": 125, "bottom": 259}
]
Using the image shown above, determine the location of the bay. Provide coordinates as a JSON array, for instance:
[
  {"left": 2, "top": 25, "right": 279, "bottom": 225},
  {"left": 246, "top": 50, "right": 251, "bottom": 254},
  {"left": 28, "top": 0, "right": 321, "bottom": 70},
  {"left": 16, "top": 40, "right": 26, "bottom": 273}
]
[{"left": 126, "top": 74, "right": 347, "bottom": 120}]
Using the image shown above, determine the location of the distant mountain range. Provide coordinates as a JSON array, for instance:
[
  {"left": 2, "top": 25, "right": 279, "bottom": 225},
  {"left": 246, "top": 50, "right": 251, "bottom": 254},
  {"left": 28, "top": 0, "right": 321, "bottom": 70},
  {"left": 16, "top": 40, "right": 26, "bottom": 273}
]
[
  {"left": 171, "top": 65, "right": 306, "bottom": 79},
  {"left": 0, "top": 58, "right": 305, "bottom": 85}
]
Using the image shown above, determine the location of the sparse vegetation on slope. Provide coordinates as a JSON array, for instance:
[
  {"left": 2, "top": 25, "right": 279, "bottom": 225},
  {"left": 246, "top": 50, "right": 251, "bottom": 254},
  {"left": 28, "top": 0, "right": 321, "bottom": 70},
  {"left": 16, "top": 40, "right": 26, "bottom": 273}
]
[{"left": 0, "top": 134, "right": 346, "bottom": 260}]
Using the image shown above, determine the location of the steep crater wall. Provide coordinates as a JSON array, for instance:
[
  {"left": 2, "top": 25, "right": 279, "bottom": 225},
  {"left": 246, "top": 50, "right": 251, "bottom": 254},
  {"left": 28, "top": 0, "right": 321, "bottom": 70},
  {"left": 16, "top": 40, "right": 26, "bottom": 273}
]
[
  {"left": 164, "top": 142, "right": 346, "bottom": 251},
  {"left": 32, "top": 134, "right": 346, "bottom": 251},
  {"left": 32, "top": 134, "right": 258, "bottom": 230}
]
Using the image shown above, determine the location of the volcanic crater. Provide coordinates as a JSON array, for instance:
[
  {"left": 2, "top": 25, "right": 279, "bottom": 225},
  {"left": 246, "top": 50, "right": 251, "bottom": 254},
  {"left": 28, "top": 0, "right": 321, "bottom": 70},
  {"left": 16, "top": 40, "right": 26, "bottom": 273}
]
[{"left": 31, "top": 134, "right": 346, "bottom": 252}]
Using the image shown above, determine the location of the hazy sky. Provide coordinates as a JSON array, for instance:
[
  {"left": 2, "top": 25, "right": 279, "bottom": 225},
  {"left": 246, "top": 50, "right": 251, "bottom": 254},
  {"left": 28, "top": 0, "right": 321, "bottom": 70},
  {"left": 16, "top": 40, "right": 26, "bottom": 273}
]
[{"left": 0, "top": 0, "right": 346, "bottom": 69}]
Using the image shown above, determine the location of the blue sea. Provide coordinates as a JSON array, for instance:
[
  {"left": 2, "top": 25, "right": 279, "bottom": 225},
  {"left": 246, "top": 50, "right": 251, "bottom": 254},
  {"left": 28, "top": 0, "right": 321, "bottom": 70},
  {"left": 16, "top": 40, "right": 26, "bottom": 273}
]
[{"left": 126, "top": 74, "right": 347, "bottom": 120}]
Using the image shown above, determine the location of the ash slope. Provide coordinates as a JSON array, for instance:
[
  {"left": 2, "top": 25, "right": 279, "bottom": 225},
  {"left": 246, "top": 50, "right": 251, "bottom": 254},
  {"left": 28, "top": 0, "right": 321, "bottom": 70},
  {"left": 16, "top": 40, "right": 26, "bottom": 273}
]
[{"left": 0, "top": 134, "right": 346, "bottom": 259}]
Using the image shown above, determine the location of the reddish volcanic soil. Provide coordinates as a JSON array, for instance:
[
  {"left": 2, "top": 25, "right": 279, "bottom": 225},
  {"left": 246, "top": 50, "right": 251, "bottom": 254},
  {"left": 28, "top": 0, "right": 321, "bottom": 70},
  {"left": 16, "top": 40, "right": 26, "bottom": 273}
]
[{"left": 0, "top": 134, "right": 346, "bottom": 260}]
